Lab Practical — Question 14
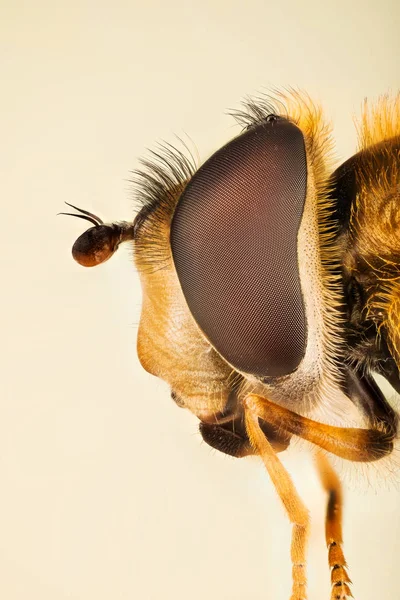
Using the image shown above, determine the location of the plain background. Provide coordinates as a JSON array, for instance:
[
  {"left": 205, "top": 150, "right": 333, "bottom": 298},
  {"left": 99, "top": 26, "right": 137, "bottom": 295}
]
[{"left": 2, "top": 1, "right": 400, "bottom": 598}]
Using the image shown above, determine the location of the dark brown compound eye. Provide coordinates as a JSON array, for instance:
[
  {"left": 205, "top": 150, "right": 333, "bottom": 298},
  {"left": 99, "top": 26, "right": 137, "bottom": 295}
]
[{"left": 170, "top": 117, "right": 308, "bottom": 379}]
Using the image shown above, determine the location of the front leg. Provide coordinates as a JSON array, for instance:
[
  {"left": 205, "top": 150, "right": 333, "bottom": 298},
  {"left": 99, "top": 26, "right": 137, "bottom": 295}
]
[
  {"left": 244, "top": 390, "right": 397, "bottom": 599},
  {"left": 245, "top": 407, "right": 309, "bottom": 600},
  {"left": 245, "top": 394, "right": 395, "bottom": 462}
]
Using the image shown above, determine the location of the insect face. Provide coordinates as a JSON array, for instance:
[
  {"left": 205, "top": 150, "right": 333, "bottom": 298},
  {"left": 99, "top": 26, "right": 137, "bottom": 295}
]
[{"left": 329, "top": 96, "right": 400, "bottom": 388}]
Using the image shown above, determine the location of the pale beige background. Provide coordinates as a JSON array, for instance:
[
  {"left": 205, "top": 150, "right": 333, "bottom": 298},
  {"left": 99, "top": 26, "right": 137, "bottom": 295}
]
[{"left": 2, "top": 1, "right": 400, "bottom": 599}]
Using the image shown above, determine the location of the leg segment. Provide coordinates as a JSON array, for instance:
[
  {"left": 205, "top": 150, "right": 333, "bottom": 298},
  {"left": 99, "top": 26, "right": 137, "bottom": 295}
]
[
  {"left": 315, "top": 453, "right": 352, "bottom": 599},
  {"left": 245, "top": 406, "right": 309, "bottom": 600},
  {"left": 245, "top": 394, "right": 394, "bottom": 462},
  {"left": 244, "top": 391, "right": 395, "bottom": 597}
]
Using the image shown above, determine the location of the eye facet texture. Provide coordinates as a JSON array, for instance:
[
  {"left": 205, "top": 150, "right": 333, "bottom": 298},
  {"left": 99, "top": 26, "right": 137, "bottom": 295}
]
[{"left": 171, "top": 117, "right": 307, "bottom": 378}]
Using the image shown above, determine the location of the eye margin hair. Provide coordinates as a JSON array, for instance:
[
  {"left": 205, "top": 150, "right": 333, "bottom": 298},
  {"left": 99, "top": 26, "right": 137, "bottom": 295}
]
[
  {"left": 130, "top": 92, "right": 298, "bottom": 237},
  {"left": 130, "top": 139, "right": 197, "bottom": 239}
]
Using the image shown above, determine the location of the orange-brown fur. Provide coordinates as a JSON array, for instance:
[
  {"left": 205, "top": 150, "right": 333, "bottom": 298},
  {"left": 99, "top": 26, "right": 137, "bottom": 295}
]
[{"left": 344, "top": 94, "right": 400, "bottom": 373}]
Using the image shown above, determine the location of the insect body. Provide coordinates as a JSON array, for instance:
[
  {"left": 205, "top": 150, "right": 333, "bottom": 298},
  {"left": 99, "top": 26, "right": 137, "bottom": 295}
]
[{"left": 63, "top": 91, "right": 400, "bottom": 600}]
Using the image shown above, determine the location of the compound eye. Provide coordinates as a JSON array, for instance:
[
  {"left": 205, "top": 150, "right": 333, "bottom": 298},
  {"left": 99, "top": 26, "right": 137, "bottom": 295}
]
[{"left": 170, "top": 117, "right": 308, "bottom": 378}]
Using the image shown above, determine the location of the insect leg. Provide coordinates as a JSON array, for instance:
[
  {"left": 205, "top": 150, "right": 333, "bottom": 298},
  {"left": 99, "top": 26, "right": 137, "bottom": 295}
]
[
  {"left": 245, "top": 407, "right": 309, "bottom": 600},
  {"left": 315, "top": 453, "right": 352, "bottom": 600},
  {"left": 244, "top": 394, "right": 395, "bottom": 463}
]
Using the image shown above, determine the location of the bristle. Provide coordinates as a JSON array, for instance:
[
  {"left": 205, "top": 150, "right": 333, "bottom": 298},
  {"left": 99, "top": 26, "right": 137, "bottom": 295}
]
[
  {"left": 131, "top": 139, "right": 197, "bottom": 273},
  {"left": 229, "top": 90, "right": 290, "bottom": 126},
  {"left": 132, "top": 140, "right": 196, "bottom": 208}
]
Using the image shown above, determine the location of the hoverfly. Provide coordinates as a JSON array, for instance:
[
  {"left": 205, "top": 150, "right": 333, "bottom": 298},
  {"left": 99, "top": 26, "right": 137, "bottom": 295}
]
[{"left": 62, "top": 91, "right": 400, "bottom": 600}]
